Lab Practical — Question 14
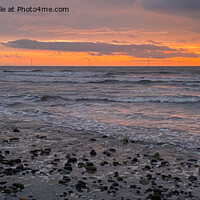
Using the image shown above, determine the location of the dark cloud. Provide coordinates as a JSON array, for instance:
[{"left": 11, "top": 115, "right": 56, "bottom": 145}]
[
  {"left": 141, "top": 0, "right": 200, "bottom": 19},
  {"left": 141, "top": 0, "right": 200, "bottom": 11},
  {"left": 1, "top": 55, "right": 22, "bottom": 58},
  {"left": 112, "top": 40, "right": 128, "bottom": 44},
  {"left": 1, "top": 39, "right": 199, "bottom": 59},
  {"left": 147, "top": 40, "right": 162, "bottom": 45}
]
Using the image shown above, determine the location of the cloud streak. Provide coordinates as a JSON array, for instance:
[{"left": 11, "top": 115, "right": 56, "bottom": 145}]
[{"left": 1, "top": 39, "right": 199, "bottom": 59}]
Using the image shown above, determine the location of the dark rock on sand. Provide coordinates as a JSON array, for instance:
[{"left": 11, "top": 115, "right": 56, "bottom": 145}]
[
  {"left": 78, "top": 162, "right": 85, "bottom": 168},
  {"left": 100, "top": 161, "right": 108, "bottom": 166},
  {"left": 103, "top": 151, "right": 111, "bottom": 157},
  {"left": 85, "top": 166, "right": 97, "bottom": 172},
  {"left": 9, "top": 137, "right": 20, "bottom": 142},
  {"left": 13, "top": 127, "right": 20, "bottom": 132},
  {"left": 64, "top": 163, "right": 73, "bottom": 171},
  {"left": 139, "top": 178, "right": 150, "bottom": 185},
  {"left": 5, "top": 159, "right": 21, "bottom": 166},
  {"left": 3, "top": 187, "right": 13, "bottom": 194},
  {"left": 109, "top": 148, "right": 116, "bottom": 152},
  {"left": 59, "top": 176, "right": 71, "bottom": 185},
  {"left": 40, "top": 148, "right": 51, "bottom": 155},
  {"left": 12, "top": 182, "right": 25, "bottom": 190},
  {"left": 188, "top": 175, "right": 197, "bottom": 181},
  {"left": 75, "top": 181, "right": 87, "bottom": 192},
  {"left": 30, "top": 149, "right": 42, "bottom": 157},
  {"left": 67, "top": 157, "right": 77, "bottom": 163},
  {"left": 150, "top": 194, "right": 161, "bottom": 200},
  {"left": 90, "top": 150, "right": 97, "bottom": 156},
  {"left": 131, "top": 158, "right": 138, "bottom": 164}
]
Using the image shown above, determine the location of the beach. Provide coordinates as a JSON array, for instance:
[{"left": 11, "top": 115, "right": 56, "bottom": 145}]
[
  {"left": 0, "top": 113, "right": 200, "bottom": 200},
  {"left": 0, "top": 66, "right": 200, "bottom": 199}
]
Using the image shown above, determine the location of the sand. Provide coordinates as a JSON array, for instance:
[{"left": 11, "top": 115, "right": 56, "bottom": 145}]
[{"left": 0, "top": 114, "right": 200, "bottom": 200}]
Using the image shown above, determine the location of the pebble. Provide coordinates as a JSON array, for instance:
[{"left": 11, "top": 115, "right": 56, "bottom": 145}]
[{"left": 90, "top": 150, "right": 97, "bottom": 156}]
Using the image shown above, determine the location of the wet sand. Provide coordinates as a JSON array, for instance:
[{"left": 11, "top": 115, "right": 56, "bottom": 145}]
[{"left": 0, "top": 114, "right": 200, "bottom": 200}]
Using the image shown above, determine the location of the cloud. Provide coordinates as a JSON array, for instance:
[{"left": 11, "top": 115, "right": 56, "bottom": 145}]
[
  {"left": 141, "top": 0, "right": 200, "bottom": 19},
  {"left": 147, "top": 40, "right": 161, "bottom": 45},
  {"left": 1, "top": 39, "right": 199, "bottom": 59},
  {"left": 0, "top": 55, "right": 22, "bottom": 58}
]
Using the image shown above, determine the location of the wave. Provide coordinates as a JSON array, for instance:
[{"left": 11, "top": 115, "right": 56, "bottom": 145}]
[
  {"left": 2, "top": 77, "right": 198, "bottom": 85},
  {"left": 37, "top": 95, "right": 200, "bottom": 104}
]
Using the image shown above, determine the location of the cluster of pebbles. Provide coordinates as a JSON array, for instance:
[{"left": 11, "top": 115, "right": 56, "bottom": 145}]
[{"left": 0, "top": 119, "right": 200, "bottom": 200}]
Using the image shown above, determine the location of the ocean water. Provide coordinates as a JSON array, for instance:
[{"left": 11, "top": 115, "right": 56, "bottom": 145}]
[{"left": 0, "top": 66, "right": 200, "bottom": 149}]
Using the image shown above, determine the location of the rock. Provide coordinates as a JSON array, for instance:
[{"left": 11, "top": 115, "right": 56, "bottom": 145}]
[
  {"left": 151, "top": 194, "right": 161, "bottom": 200},
  {"left": 161, "top": 174, "right": 171, "bottom": 181},
  {"left": 113, "top": 161, "right": 120, "bottom": 166},
  {"left": 154, "top": 189, "right": 162, "bottom": 195},
  {"left": 59, "top": 176, "right": 71, "bottom": 185},
  {"left": 16, "top": 164, "right": 25, "bottom": 171},
  {"left": 78, "top": 162, "right": 85, "bottom": 168},
  {"left": 5, "top": 159, "right": 21, "bottom": 166},
  {"left": 100, "top": 161, "right": 108, "bottom": 166},
  {"left": 68, "top": 157, "right": 77, "bottom": 163},
  {"left": 3, "top": 187, "right": 13, "bottom": 194},
  {"left": 13, "top": 127, "right": 20, "bottom": 133},
  {"left": 19, "top": 198, "right": 29, "bottom": 200},
  {"left": 41, "top": 148, "right": 51, "bottom": 155},
  {"left": 159, "top": 161, "right": 169, "bottom": 167},
  {"left": 30, "top": 149, "right": 41, "bottom": 156},
  {"left": 109, "top": 148, "right": 116, "bottom": 152},
  {"left": 131, "top": 158, "right": 138, "bottom": 164},
  {"left": 85, "top": 166, "right": 97, "bottom": 172},
  {"left": 151, "top": 159, "right": 157, "bottom": 165},
  {"left": 40, "top": 95, "right": 51, "bottom": 101},
  {"left": 64, "top": 163, "right": 73, "bottom": 171},
  {"left": 122, "top": 138, "right": 129, "bottom": 144},
  {"left": 90, "top": 150, "right": 97, "bottom": 156},
  {"left": 75, "top": 181, "right": 86, "bottom": 192},
  {"left": 9, "top": 137, "right": 20, "bottom": 142},
  {"left": 12, "top": 182, "right": 25, "bottom": 190},
  {"left": 116, "top": 176, "right": 123, "bottom": 181},
  {"left": 103, "top": 151, "right": 111, "bottom": 157},
  {"left": 153, "top": 153, "right": 160, "bottom": 160},
  {"left": 146, "top": 174, "right": 152, "bottom": 180},
  {"left": 5, "top": 151, "right": 10, "bottom": 155},
  {"left": 139, "top": 178, "right": 150, "bottom": 185},
  {"left": 188, "top": 176, "right": 197, "bottom": 181},
  {"left": 89, "top": 138, "right": 96, "bottom": 142}
]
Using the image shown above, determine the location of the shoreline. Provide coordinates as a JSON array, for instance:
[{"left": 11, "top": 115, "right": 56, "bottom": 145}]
[{"left": 0, "top": 116, "right": 200, "bottom": 200}]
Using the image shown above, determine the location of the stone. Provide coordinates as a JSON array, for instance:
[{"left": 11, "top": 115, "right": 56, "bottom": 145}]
[
  {"left": 90, "top": 150, "right": 97, "bottom": 156},
  {"left": 68, "top": 157, "right": 77, "bottom": 163},
  {"left": 75, "top": 181, "right": 86, "bottom": 192},
  {"left": 109, "top": 148, "right": 116, "bottom": 152},
  {"left": 85, "top": 166, "right": 97, "bottom": 172},
  {"left": 5, "top": 159, "right": 21, "bottom": 166},
  {"left": 139, "top": 178, "right": 150, "bottom": 185},
  {"left": 13, "top": 127, "right": 20, "bottom": 132},
  {"left": 151, "top": 194, "right": 161, "bottom": 200},
  {"left": 188, "top": 176, "right": 197, "bottom": 181},
  {"left": 131, "top": 158, "right": 138, "bottom": 164},
  {"left": 153, "top": 153, "right": 160, "bottom": 160},
  {"left": 12, "top": 182, "right": 25, "bottom": 190},
  {"left": 9, "top": 137, "right": 20, "bottom": 142},
  {"left": 103, "top": 151, "right": 111, "bottom": 157},
  {"left": 3, "top": 187, "right": 13, "bottom": 194},
  {"left": 78, "top": 162, "right": 85, "bottom": 168},
  {"left": 41, "top": 148, "right": 51, "bottom": 155}
]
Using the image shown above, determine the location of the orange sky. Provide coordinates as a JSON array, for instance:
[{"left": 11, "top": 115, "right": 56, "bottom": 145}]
[{"left": 0, "top": 0, "right": 200, "bottom": 66}]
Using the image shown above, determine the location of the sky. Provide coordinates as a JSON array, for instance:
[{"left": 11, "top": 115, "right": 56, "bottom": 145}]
[{"left": 0, "top": 0, "right": 200, "bottom": 66}]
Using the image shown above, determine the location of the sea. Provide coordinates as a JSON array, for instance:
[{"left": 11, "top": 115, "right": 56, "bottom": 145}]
[{"left": 0, "top": 66, "right": 200, "bottom": 149}]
